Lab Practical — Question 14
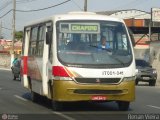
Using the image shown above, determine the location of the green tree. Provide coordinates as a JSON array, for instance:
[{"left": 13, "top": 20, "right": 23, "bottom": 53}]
[{"left": 15, "top": 31, "right": 23, "bottom": 41}]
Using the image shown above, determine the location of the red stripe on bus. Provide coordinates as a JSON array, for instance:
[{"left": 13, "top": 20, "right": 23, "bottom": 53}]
[{"left": 23, "top": 56, "right": 28, "bottom": 75}]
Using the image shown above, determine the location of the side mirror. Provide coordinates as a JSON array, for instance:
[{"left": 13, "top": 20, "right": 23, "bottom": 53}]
[
  {"left": 46, "top": 25, "right": 52, "bottom": 45},
  {"left": 128, "top": 28, "right": 135, "bottom": 47}
]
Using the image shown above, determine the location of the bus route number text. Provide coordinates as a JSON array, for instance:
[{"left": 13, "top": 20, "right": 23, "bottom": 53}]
[{"left": 102, "top": 71, "right": 124, "bottom": 76}]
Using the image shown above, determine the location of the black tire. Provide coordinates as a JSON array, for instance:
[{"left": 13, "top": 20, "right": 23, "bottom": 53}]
[
  {"left": 31, "top": 91, "right": 39, "bottom": 102},
  {"left": 135, "top": 80, "right": 138, "bottom": 85},
  {"left": 52, "top": 101, "right": 64, "bottom": 111},
  {"left": 13, "top": 75, "right": 16, "bottom": 80},
  {"left": 117, "top": 101, "right": 130, "bottom": 111},
  {"left": 149, "top": 80, "right": 156, "bottom": 86}
]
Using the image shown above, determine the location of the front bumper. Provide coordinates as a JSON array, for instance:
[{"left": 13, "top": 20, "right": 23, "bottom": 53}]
[
  {"left": 136, "top": 73, "right": 157, "bottom": 81},
  {"left": 52, "top": 80, "right": 135, "bottom": 102}
]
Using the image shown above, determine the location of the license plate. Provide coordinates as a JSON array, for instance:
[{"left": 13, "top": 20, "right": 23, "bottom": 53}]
[
  {"left": 143, "top": 77, "right": 149, "bottom": 80},
  {"left": 91, "top": 95, "right": 107, "bottom": 101}
]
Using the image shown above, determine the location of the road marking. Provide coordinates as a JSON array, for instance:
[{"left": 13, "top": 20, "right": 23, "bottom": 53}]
[
  {"left": 147, "top": 105, "right": 160, "bottom": 110},
  {"left": 0, "top": 87, "right": 2, "bottom": 90},
  {"left": 52, "top": 111, "right": 75, "bottom": 120},
  {"left": 14, "top": 95, "right": 28, "bottom": 102}
]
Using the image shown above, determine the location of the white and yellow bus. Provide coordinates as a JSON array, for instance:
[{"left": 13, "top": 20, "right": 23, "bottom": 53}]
[{"left": 21, "top": 12, "right": 136, "bottom": 111}]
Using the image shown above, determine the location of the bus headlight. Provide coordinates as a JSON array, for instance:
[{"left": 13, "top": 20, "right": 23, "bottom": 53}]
[
  {"left": 123, "top": 76, "right": 136, "bottom": 81},
  {"left": 135, "top": 69, "right": 139, "bottom": 74},
  {"left": 153, "top": 70, "right": 157, "bottom": 74}
]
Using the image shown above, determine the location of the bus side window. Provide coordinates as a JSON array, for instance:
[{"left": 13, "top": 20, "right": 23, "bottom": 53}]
[
  {"left": 29, "top": 27, "right": 38, "bottom": 56},
  {"left": 37, "top": 25, "right": 45, "bottom": 57}
]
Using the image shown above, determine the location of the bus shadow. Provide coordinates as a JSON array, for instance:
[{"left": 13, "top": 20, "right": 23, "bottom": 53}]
[{"left": 22, "top": 92, "right": 132, "bottom": 112}]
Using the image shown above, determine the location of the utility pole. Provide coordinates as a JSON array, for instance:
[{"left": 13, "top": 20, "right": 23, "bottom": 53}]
[
  {"left": 11, "top": 0, "right": 16, "bottom": 66},
  {"left": 12, "top": 0, "right": 16, "bottom": 52},
  {"left": 84, "top": 0, "right": 87, "bottom": 12},
  {"left": 149, "top": 20, "right": 152, "bottom": 42}
]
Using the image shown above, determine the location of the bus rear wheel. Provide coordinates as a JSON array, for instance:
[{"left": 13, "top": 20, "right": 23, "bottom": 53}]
[
  {"left": 117, "top": 101, "right": 130, "bottom": 111},
  {"left": 31, "top": 91, "right": 39, "bottom": 102}
]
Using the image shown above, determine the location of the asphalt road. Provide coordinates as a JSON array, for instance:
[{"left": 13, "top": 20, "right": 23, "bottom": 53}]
[{"left": 0, "top": 69, "right": 160, "bottom": 120}]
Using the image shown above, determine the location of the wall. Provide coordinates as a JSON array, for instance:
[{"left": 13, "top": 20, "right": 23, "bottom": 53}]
[
  {"left": 150, "top": 41, "right": 160, "bottom": 85},
  {"left": 0, "top": 53, "right": 11, "bottom": 69},
  {"left": 134, "top": 45, "right": 150, "bottom": 62},
  {"left": 124, "top": 19, "right": 144, "bottom": 27}
]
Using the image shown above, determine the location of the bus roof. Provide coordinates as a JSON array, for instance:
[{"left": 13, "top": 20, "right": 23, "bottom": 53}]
[{"left": 24, "top": 11, "right": 124, "bottom": 27}]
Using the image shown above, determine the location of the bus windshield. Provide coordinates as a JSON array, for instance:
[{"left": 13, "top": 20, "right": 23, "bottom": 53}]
[{"left": 56, "top": 20, "right": 132, "bottom": 68}]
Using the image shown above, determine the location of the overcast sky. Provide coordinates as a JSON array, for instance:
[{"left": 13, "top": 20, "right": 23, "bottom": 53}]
[{"left": 0, "top": 0, "right": 159, "bottom": 39}]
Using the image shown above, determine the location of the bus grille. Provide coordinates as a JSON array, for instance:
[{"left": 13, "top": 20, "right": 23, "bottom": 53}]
[
  {"left": 74, "top": 78, "right": 121, "bottom": 84},
  {"left": 74, "top": 89, "right": 123, "bottom": 94}
]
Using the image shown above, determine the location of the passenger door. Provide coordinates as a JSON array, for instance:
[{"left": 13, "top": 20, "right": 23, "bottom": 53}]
[{"left": 42, "top": 22, "right": 53, "bottom": 96}]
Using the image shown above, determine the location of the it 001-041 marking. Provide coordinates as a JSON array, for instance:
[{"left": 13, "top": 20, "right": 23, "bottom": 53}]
[{"left": 102, "top": 71, "right": 124, "bottom": 76}]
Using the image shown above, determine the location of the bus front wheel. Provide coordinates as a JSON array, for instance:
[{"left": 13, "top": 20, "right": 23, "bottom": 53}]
[
  {"left": 117, "top": 101, "right": 130, "bottom": 111},
  {"left": 52, "top": 101, "right": 63, "bottom": 111}
]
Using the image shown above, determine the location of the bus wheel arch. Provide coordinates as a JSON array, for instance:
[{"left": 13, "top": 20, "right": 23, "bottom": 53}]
[
  {"left": 49, "top": 80, "right": 64, "bottom": 111},
  {"left": 28, "top": 76, "right": 40, "bottom": 102}
]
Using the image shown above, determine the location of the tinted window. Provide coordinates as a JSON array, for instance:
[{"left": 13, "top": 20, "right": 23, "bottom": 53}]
[
  {"left": 29, "top": 25, "right": 45, "bottom": 57},
  {"left": 135, "top": 59, "right": 150, "bottom": 67}
]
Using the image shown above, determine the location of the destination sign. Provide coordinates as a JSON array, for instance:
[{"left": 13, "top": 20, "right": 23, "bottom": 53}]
[
  {"left": 60, "top": 23, "right": 100, "bottom": 33},
  {"left": 71, "top": 24, "right": 98, "bottom": 32}
]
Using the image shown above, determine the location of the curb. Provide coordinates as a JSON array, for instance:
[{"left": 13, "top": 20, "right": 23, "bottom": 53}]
[{"left": 0, "top": 68, "right": 11, "bottom": 71}]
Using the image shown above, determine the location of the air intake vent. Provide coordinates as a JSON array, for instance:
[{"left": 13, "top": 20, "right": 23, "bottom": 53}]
[
  {"left": 75, "top": 78, "right": 121, "bottom": 84},
  {"left": 74, "top": 89, "right": 123, "bottom": 94}
]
